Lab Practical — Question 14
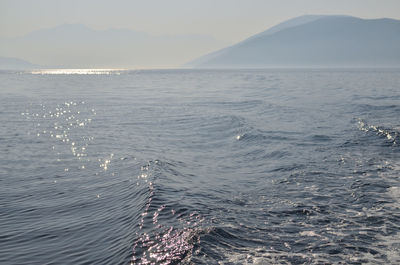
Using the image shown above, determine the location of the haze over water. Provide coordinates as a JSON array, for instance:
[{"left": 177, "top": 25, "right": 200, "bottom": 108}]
[{"left": 1, "top": 69, "right": 400, "bottom": 264}]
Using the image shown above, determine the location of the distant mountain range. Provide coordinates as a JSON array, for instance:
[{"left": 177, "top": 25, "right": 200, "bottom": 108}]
[
  {"left": 2, "top": 16, "right": 400, "bottom": 69},
  {"left": 0, "top": 56, "right": 39, "bottom": 70},
  {"left": 187, "top": 15, "right": 400, "bottom": 68},
  {"left": 0, "top": 24, "right": 226, "bottom": 69}
]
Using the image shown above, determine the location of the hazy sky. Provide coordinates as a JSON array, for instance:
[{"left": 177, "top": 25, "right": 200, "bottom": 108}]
[{"left": 1, "top": 0, "right": 400, "bottom": 43}]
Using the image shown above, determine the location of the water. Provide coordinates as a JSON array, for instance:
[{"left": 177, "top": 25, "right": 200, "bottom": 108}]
[{"left": 1, "top": 69, "right": 400, "bottom": 264}]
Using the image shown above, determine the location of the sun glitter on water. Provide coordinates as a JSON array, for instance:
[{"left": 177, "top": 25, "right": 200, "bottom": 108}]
[{"left": 31, "top": 69, "right": 126, "bottom": 75}]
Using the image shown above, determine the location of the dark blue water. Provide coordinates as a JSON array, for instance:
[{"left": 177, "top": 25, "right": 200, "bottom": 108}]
[{"left": 1, "top": 69, "right": 400, "bottom": 264}]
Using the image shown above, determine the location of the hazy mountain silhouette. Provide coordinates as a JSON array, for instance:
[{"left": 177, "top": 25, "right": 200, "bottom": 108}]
[
  {"left": 0, "top": 24, "right": 226, "bottom": 68},
  {"left": 0, "top": 56, "right": 39, "bottom": 70},
  {"left": 187, "top": 15, "right": 400, "bottom": 68}
]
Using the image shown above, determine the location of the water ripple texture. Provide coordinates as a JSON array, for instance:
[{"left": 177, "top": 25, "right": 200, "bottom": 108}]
[{"left": 1, "top": 69, "right": 400, "bottom": 264}]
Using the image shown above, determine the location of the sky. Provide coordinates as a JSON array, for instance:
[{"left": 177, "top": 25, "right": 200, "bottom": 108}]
[{"left": 1, "top": 0, "right": 400, "bottom": 68}]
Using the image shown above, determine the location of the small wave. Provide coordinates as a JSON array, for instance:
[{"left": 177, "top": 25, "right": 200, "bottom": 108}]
[
  {"left": 357, "top": 119, "right": 399, "bottom": 145},
  {"left": 235, "top": 130, "right": 297, "bottom": 143},
  {"left": 357, "top": 104, "right": 400, "bottom": 112},
  {"left": 308, "top": 134, "right": 333, "bottom": 142},
  {"left": 130, "top": 159, "right": 208, "bottom": 265}
]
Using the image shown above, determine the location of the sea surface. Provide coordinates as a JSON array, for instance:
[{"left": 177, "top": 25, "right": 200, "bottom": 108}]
[{"left": 1, "top": 69, "right": 400, "bottom": 264}]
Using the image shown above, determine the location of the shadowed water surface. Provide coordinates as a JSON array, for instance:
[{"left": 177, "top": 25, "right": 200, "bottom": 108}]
[{"left": 1, "top": 69, "right": 400, "bottom": 264}]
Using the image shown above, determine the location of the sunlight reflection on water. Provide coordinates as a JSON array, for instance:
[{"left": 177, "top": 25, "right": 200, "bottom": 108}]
[{"left": 31, "top": 69, "right": 125, "bottom": 75}]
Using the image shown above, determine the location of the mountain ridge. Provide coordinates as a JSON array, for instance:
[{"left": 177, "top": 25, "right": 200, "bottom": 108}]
[
  {"left": 186, "top": 15, "right": 400, "bottom": 68},
  {"left": 0, "top": 56, "right": 39, "bottom": 70}
]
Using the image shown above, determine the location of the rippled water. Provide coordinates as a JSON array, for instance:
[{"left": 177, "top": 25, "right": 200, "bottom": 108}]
[{"left": 1, "top": 69, "right": 400, "bottom": 264}]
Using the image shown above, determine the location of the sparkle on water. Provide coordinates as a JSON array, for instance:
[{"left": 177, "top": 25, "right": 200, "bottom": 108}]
[{"left": 31, "top": 69, "right": 126, "bottom": 75}]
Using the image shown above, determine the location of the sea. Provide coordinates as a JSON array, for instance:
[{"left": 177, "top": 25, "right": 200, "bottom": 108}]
[{"left": 1, "top": 68, "right": 400, "bottom": 264}]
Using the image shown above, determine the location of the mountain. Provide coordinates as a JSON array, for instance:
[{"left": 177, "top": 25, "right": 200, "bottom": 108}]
[
  {"left": 0, "top": 56, "right": 39, "bottom": 70},
  {"left": 0, "top": 24, "right": 227, "bottom": 68},
  {"left": 186, "top": 15, "right": 400, "bottom": 68}
]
